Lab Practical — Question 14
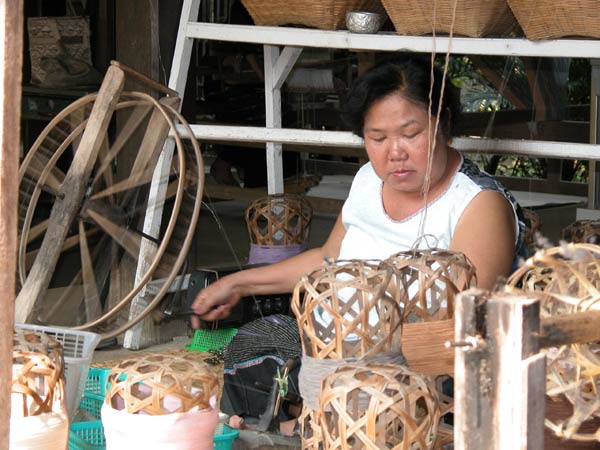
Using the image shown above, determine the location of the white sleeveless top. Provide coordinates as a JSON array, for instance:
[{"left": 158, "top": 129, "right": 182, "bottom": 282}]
[{"left": 338, "top": 156, "right": 526, "bottom": 262}]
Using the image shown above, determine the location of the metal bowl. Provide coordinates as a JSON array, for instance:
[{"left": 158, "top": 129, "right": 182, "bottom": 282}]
[{"left": 345, "top": 11, "right": 383, "bottom": 34}]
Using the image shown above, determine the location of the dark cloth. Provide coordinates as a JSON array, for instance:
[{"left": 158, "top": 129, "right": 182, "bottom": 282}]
[{"left": 221, "top": 314, "right": 302, "bottom": 421}]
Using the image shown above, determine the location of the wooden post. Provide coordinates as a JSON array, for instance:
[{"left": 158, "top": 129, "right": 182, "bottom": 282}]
[
  {"left": 487, "top": 292, "right": 545, "bottom": 450},
  {"left": 455, "top": 289, "right": 546, "bottom": 450},
  {"left": 454, "top": 289, "right": 493, "bottom": 450},
  {"left": 264, "top": 45, "right": 302, "bottom": 195},
  {"left": 0, "top": 1, "right": 23, "bottom": 447}
]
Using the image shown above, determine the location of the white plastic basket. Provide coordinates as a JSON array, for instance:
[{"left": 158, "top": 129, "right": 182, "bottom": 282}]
[{"left": 14, "top": 323, "right": 101, "bottom": 419}]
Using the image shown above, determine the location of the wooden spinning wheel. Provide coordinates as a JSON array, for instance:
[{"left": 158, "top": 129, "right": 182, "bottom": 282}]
[{"left": 16, "top": 63, "right": 204, "bottom": 340}]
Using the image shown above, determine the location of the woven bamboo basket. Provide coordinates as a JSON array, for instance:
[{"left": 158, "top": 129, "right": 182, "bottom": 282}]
[
  {"left": 291, "top": 259, "right": 402, "bottom": 360},
  {"left": 106, "top": 353, "right": 220, "bottom": 415},
  {"left": 12, "top": 349, "right": 65, "bottom": 418},
  {"left": 380, "top": 0, "right": 518, "bottom": 37},
  {"left": 299, "top": 407, "right": 322, "bottom": 450},
  {"left": 245, "top": 194, "right": 312, "bottom": 246},
  {"left": 241, "top": 0, "right": 385, "bottom": 30},
  {"left": 523, "top": 208, "right": 541, "bottom": 253},
  {"left": 507, "top": 244, "right": 600, "bottom": 443},
  {"left": 507, "top": 0, "right": 600, "bottom": 39},
  {"left": 13, "top": 328, "right": 64, "bottom": 373},
  {"left": 562, "top": 220, "right": 600, "bottom": 245},
  {"left": 383, "top": 248, "right": 477, "bottom": 322},
  {"left": 319, "top": 364, "right": 440, "bottom": 450}
]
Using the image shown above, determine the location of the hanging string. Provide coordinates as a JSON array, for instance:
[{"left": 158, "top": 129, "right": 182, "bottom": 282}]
[{"left": 415, "top": 0, "right": 459, "bottom": 246}]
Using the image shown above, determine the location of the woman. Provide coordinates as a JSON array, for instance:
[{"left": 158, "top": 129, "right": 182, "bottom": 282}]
[{"left": 192, "top": 55, "right": 527, "bottom": 324}]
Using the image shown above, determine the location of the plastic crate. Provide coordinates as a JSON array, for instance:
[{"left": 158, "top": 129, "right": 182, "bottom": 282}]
[
  {"left": 69, "top": 420, "right": 106, "bottom": 450},
  {"left": 186, "top": 327, "right": 238, "bottom": 353},
  {"left": 15, "top": 323, "right": 102, "bottom": 419},
  {"left": 79, "top": 394, "right": 103, "bottom": 420},
  {"left": 214, "top": 425, "right": 239, "bottom": 450},
  {"left": 84, "top": 367, "right": 110, "bottom": 400}
]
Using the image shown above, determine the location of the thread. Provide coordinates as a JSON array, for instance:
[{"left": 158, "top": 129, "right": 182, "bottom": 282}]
[
  {"left": 299, "top": 351, "right": 407, "bottom": 410},
  {"left": 248, "top": 243, "right": 308, "bottom": 265}
]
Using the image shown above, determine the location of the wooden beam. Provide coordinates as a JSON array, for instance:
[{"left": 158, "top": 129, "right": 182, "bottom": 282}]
[
  {"left": 488, "top": 293, "right": 545, "bottom": 450},
  {"left": 0, "top": 1, "right": 22, "bottom": 447},
  {"left": 539, "top": 309, "right": 600, "bottom": 348},
  {"left": 15, "top": 66, "right": 125, "bottom": 323}
]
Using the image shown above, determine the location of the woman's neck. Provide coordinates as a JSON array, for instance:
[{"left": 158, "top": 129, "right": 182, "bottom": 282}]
[{"left": 382, "top": 148, "right": 461, "bottom": 221}]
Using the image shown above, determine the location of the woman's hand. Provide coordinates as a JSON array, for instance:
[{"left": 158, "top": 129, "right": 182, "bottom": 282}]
[{"left": 190, "top": 277, "right": 242, "bottom": 328}]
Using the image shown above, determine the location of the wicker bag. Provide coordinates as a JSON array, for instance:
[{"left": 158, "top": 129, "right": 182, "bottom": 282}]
[
  {"left": 381, "top": 0, "right": 519, "bottom": 37},
  {"left": 507, "top": 0, "right": 600, "bottom": 39},
  {"left": 241, "top": 0, "right": 385, "bottom": 30}
]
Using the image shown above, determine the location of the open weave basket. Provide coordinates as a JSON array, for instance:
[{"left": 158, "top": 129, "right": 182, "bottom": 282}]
[
  {"left": 381, "top": 0, "right": 518, "bottom": 37},
  {"left": 507, "top": 244, "right": 600, "bottom": 443},
  {"left": 523, "top": 208, "right": 541, "bottom": 253},
  {"left": 319, "top": 364, "right": 440, "bottom": 450},
  {"left": 241, "top": 0, "right": 385, "bottom": 30},
  {"left": 562, "top": 220, "right": 600, "bottom": 245},
  {"left": 106, "top": 353, "right": 220, "bottom": 415},
  {"left": 12, "top": 350, "right": 65, "bottom": 418},
  {"left": 245, "top": 193, "right": 312, "bottom": 246},
  {"left": 383, "top": 248, "right": 477, "bottom": 322},
  {"left": 507, "top": 0, "right": 600, "bottom": 39},
  {"left": 292, "top": 259, "right": 402, "bottom": 360}
]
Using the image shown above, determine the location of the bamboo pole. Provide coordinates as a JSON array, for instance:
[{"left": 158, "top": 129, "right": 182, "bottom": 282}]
[{"left": 0, "top": 1, "right": 23, "bottom": 447}]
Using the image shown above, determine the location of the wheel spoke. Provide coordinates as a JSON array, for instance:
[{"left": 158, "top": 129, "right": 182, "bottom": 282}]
[
  {"left": 89, "top": 164, "right": 157, "bottom": 200},
  {"left": 85, "top": 208, "right": 141, "bottom": 259},
  {"left": 25, "top": 228, "right": 100, "bottom": 270},
  {"left": 91, "top": 104, "right": 153, "bottom": 187},
  {"left": 79, "top": 220, "right": 102, "bottom": 322}
]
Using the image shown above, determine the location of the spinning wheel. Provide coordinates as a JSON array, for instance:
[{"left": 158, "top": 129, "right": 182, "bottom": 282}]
[{"left": 16, "top": 63, "right": 204, "bottom": 340}]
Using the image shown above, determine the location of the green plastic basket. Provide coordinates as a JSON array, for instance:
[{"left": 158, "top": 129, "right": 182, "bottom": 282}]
[
  {"left": 214, "top": 425, "right": 239, "bottom": 450},
  {"left": 79, "top": 394, "right": 103, "bottom": 420},
  {"left": 186, "top": 327, "right": 238, "bottom": 352},
  {"left": 84, "top": 368, "right": 110, "bottom": 399},
  {"left": 69, "top": 420, "right": 106, "bottom": 450}
]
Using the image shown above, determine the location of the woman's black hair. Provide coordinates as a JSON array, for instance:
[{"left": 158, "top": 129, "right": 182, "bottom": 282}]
[{"left": 340, "top": 54, "right": 460, "bottom": 139}]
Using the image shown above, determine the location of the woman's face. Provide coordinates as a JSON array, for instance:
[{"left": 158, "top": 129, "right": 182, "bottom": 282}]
[{"left": 362, "top": 92, "right": 450, "bottom": 196}]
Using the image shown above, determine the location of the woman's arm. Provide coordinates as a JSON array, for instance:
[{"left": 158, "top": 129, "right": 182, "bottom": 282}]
[
  {"left": 449, "top": 190, "right": 516, "bottom": 290},
  {"left": 191, "top": 214, "right": 346, "bottom": 324}
]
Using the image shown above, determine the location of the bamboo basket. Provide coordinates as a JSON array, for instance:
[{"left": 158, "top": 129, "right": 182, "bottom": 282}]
[
  {"left": 291, "top": 259, "right": 401, "bottom": 360},
  {"left": 106, "top": 353, "right": 220, "bottom": 415},
  {"left": 241, "top": 0, "right": 385, "bottom": 30},
  {"left": 507, "top": 244, "right": 600, "bottom": 444},
  {"left": 523, "top": 208, "right": 541, "bottom": 253},
  {"left": 562, "top": 220, "right": 600, "bottom": 245},
  {"left": 383, "top": 248, "right": 477, "bottom": 322},
  {"left": 245, "top": 194, "right": 312, "bottom": 246},
  {"left": 319, "top": 364, "right": 440, "bottom": 450},
  {"left": 507, "top": 0, "right": 600, "bottom": 39},
  {"left": 381, "top": 0, "right": 519, "bottom": 37}
]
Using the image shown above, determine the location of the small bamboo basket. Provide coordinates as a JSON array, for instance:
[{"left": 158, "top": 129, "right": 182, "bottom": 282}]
[
  {"left": 381, "top": 0, "right": 519, "bottom": 37},
  {"left": 383, "top": 248, "right": 477, "bottom": 322},
  {"left": 12, "top": 329, "right": 65, "bottom": 418},
  {"left": 245, "top": 194, "right": 312, "bottom": 246},
  {"left": 507, "top": 0, "right": 600, "bottom": 39},
  {"left": 507, "top": 244, "right": 600, "bottom": 443},
  {"left": 319, "top": 364, "right": 440, "bottom": 450},
  {"left": 523, "top": 208, "right": 541, "bottom": 253},
  {"left": 12, "top": 352, "right": 65, "bottom": 418},
  {"left": 292, "top": 259, "right": 401, "bottom": 360},
  {"left": 106, "top": 353, "right": 220, "bottom": 415},
  {"left": 241, "top": 0, "right": 385, "bottom": 30},
  {"left": 562, "top": 220, "right": 600, "bottom": 245}
]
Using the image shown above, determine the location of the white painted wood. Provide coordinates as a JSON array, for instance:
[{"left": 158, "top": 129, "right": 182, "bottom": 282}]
[
  {"left": 124, "top": 0, "right": 199, "bottom": 349},
  {"left": 272, "top": 46, "right": 303, "bottom": 90},
  {"left": 169, "top": 0, "right": 200, "bottom": 92},
  {"left": 264, "top": 45, "right": 284, "bottom": 195},
  {"left": 178, "top": 123, "right": 600, "bottom": 160},
  {"left": 185, "top": 22, "right": 600, "bottom": 59}
]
